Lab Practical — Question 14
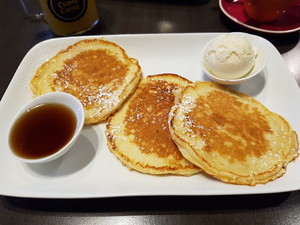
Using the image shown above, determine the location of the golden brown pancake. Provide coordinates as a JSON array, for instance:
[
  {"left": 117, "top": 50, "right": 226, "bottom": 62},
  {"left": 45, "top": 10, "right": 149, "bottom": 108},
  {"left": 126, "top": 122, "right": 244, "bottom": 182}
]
[
  {"left": 169, "top": 81, "right": 298, "bottom": 185},
  {"left": 31, "top": 38, "right": 142, "bottom": 124},
  {"left": 106, "top": 74, "right": 201, "bottom": 176}
]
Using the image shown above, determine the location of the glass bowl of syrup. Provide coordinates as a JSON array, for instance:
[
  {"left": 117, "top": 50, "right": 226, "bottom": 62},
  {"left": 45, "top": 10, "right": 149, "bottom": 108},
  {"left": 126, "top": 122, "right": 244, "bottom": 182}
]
[{"left": 8, "top": 92, "right": 84, "bottom": 163}]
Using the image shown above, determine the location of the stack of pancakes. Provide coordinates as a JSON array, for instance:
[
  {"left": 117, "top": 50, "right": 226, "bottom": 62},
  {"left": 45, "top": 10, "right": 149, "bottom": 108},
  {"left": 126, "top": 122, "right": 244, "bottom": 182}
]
[
  {"left": 30, "top": 38, "right": 298, "bottom": 185},
  {"left": 168, "top": 82, "right": 299, "bottom": 185}
]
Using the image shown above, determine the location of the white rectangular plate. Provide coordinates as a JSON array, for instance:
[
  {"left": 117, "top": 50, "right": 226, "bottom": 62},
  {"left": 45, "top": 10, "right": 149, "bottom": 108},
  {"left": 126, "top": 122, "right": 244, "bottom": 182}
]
[{"left": 1, "top": 33, "right": 300, "bottom": 198}]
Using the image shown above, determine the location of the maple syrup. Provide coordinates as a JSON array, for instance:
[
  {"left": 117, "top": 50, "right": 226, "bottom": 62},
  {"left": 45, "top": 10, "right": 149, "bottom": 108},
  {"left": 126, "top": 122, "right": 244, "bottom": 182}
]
[{"left": 9, "top": 103, "right": 77, "bottom": 159}]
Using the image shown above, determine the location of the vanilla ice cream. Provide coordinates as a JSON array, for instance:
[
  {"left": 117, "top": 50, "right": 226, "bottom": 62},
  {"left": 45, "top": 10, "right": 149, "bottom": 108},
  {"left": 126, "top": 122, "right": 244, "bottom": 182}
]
[{"left": 203, "top": 34, "right": 258, "bottom": 79}]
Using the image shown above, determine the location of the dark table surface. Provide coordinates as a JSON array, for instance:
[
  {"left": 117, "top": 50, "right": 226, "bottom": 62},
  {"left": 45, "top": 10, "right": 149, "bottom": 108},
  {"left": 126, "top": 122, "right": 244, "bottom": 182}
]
[{"left": 1, "top": 0, "right": 300, "bottom": 224}]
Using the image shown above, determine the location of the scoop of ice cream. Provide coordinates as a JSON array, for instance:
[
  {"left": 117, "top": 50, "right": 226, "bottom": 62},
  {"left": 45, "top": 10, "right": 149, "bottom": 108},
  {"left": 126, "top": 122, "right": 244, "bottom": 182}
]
[{"left": 203, "top": 34, "right": 258, "bottom": 79}]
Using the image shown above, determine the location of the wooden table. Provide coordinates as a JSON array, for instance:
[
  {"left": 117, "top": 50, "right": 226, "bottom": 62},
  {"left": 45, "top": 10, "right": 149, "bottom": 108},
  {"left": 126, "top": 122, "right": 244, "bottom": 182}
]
[{"left": 0, "top": 0, "right": 300, "bottom": 224}]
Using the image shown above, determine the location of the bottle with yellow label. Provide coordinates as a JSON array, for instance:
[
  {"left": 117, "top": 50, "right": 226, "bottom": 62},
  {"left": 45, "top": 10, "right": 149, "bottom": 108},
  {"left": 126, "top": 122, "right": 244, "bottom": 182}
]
[{"left": 20, "top": 0, "right": 99, "bottom": 36}]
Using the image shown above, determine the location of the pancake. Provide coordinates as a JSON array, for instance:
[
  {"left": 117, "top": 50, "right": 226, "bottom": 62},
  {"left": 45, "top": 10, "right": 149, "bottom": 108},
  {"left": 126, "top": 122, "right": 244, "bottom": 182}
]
[
  {"left": 31, "top": 38, "right": 142, "bottom": 124},
  {"left": 168, "top": 81, "right": 299, "bottom": 185},
  {"left": 106, "top": 74, "right": 201, "bottom": 176}
]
